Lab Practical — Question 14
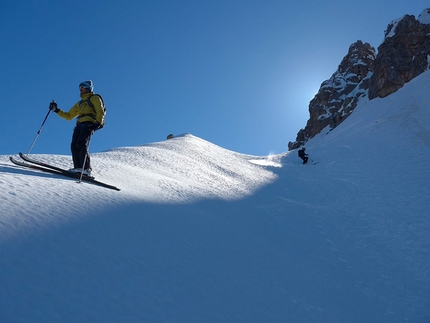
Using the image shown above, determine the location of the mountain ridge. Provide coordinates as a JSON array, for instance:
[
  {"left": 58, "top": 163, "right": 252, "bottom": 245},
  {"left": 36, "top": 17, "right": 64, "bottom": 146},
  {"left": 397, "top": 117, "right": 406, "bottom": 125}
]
[{"left": 288, "top": 8, "right": 430, "bottom": 150}]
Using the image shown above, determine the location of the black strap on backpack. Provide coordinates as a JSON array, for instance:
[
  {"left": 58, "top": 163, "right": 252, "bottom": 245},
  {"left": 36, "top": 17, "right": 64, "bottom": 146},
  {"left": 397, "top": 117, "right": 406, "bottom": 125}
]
[{"left": 85, "top": 94, "right": 105, "bottom": 111}]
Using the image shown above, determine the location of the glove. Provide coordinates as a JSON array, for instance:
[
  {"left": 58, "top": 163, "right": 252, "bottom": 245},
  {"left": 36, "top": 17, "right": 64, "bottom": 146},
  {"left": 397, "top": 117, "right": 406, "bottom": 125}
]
[{"left": 49, "top": 101, "right": 59, "bottom": 113}]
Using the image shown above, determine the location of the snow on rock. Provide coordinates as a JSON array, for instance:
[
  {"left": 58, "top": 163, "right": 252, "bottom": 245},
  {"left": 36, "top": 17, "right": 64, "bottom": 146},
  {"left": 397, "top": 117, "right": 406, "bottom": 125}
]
[
  {"left": 385, "top": 17, "right": 403, "bottom": 38},
  {"left": 418, "top": 8, "right": 430, "bottom": 24},
  {"left": 386, "top": 8, "right": 430, "bottom": 39}
]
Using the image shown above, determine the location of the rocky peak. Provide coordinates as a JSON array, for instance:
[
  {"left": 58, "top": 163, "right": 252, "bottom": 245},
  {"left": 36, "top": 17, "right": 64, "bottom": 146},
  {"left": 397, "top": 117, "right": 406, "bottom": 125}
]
[
  {"left": 369, "top": 9, "right": 430, "bottom": 99},
  {"left": 288, "top": 41, "right": 375, "bottom": 150},
  {"left": 289, "top": 8, "right": 430, "bottom": 150}
]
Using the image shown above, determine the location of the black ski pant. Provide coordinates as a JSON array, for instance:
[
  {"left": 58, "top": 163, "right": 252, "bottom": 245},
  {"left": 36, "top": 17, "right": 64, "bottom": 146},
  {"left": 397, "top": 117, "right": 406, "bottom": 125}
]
[{"left": 71, "top": 122, "right": 94, "bottom": 170}]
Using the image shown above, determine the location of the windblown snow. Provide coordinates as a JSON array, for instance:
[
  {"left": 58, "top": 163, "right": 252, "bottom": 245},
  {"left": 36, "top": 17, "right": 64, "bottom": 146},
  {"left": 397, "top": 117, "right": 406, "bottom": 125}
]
[{"left": 0, "top": 70, "right": 429, "bottom": 322}]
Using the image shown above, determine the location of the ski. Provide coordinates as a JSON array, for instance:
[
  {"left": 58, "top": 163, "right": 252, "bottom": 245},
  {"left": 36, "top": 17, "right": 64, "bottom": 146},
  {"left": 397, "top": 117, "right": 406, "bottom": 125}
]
[
  {"left": 18, "top": 152, "right": 70, "bottom": 173},
  {"left": 17, "top": 153, "right": 98, "bottom": 183},
  {"left": 10, "top": 154, "right": 120, "bottom": 191},
  {"left": 10, "top": 156, "right": 65, "bottom": 176}
]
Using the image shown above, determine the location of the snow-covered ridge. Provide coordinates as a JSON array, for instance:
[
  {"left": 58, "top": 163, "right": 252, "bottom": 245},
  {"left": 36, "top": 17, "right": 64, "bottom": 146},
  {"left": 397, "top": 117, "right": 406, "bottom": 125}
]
[
  {"left": 95, "top": 133, "right": 278, "bottom": 202},
  {"left": 0, "top": 133, "right": 278, "bottom": 238}
]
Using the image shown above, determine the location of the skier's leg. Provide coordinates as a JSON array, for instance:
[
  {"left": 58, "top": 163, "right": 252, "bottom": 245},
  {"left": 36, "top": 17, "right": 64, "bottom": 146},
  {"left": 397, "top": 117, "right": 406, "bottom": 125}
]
[
  {"left": 75, "top": 124, "right": 93, "bottom": 170},
  {"left": 71, "top": 126, "right": 81, "bottom": 168}
]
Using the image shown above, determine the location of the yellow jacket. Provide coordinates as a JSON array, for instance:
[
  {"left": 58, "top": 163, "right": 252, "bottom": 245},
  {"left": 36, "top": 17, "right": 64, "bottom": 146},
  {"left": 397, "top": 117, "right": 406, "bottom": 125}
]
[{"left": 57, "top": 92, "right": 104, "bottom": 125}]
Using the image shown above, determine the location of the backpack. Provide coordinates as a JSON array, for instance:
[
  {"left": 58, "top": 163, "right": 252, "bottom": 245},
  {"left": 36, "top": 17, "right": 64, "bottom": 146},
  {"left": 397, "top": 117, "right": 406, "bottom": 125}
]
[{"left": 83, "top": 94, "right": 106, "bottom": 130}]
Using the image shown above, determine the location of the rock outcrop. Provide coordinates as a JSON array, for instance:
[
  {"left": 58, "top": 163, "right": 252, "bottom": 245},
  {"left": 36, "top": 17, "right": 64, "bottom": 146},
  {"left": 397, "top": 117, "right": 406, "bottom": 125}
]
[
  {"left": 369, "top": 9, "right": 430, "bottom": 99},
  {"left": 288, "top": 8, "right": 430, "bottom": 150},
  {"left": 288, "top": 41, "right": 375, "bottom": 150}
]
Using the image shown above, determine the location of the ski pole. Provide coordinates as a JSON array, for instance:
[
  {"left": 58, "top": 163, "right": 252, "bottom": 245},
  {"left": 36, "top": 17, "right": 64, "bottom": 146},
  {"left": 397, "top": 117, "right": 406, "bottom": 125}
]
[
  {"left": 27, "top": 101, "right": 55, "bottom": 155},
  {"left": 78, "top": 154, "right": 88, "bottom": 183}
]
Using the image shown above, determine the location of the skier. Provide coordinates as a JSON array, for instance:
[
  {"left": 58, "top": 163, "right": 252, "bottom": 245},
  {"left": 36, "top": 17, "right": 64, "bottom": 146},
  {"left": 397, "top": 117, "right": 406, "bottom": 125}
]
[
  {"left": 49, "top": 80, "right": 104, "bottom": 177},
  {"left": 298, "top": 147, "right": 309, "bottom": 164}
]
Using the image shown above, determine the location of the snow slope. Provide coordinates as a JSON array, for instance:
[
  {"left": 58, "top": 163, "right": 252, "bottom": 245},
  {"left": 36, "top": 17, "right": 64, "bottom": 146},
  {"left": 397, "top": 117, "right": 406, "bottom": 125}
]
[{"left": 0, "top": 71, "right": 429, "bottom": 322}]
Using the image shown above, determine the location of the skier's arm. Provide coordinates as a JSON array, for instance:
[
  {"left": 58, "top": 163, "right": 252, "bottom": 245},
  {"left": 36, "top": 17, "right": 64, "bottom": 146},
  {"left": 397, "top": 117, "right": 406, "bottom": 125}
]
[{"left": 56, "top": 102, "right": 79, "bottom": 121}]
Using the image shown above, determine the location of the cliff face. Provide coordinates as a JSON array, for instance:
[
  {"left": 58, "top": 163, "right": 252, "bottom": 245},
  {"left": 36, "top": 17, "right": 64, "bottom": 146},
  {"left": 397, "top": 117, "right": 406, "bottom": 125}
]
[
  {"left": 288, "top": 8, "right": 430, "bottom": 150},
  {"left": 369, "top": 10, "right": 430, "bottom": 99},
  {"left": 288, "top": 41, "right": 375, "bottom": 150}
]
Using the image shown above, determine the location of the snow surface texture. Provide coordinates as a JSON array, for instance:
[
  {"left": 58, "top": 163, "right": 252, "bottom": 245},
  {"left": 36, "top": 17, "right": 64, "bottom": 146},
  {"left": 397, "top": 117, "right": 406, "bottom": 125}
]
[{"left": 1, "top": 70, "right": 430, "bottom": 322}]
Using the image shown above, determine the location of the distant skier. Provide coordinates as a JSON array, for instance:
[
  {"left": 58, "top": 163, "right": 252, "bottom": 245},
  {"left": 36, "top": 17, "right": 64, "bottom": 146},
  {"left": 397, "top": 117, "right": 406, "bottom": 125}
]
[
  {"left": 49, "top": 80, "right": 104, "bottom": 177},
  {"left": 298, "top": 147, "right": 308, "bottom": 164}
]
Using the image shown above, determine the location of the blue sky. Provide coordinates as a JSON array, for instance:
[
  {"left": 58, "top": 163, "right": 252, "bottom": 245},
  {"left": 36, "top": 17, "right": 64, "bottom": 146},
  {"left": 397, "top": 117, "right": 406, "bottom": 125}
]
[{"left": 1, "top": 0, "right": 428, "bottom": 156}]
